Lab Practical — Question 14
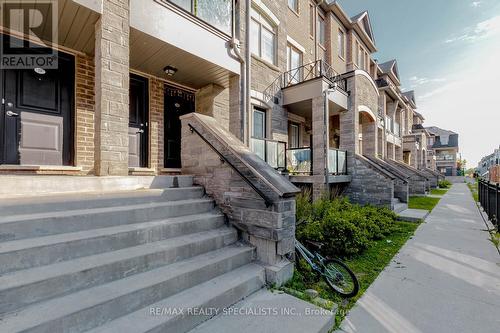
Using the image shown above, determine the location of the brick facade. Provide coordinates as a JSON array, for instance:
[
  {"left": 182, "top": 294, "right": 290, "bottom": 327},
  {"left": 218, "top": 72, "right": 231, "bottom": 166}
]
[{"left": 75, "top": 54, "right": 96, "bottom": 174}]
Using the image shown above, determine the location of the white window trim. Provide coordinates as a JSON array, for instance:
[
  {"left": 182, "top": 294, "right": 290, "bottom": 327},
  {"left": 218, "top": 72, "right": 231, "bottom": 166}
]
[
  {"left": 286, "top": 35, "right": 305, "bottom": 54},
  {"left": 252, "top": 0, "right": 280, "bottom": 26},
  {"left": 338, "top": 29, "right": 345, "bottom": 60}
]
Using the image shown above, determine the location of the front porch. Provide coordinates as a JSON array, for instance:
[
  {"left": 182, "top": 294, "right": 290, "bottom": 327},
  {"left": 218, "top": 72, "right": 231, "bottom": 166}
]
[{"left": 253, "top": 60, "right": 351, "bottom": 198}]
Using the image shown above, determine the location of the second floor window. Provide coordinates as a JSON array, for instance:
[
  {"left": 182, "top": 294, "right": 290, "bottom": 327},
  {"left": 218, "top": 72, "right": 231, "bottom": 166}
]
[
  {"left": 317, "top": 14, "right": 325, "bottom": 46},
  {"left": 338, "top": 30, "right": 345, "bottom": 59},
  {"left": 251, "top": 8, "right": 276, "bottom": 65},
  {"left": 288, "top": 0, "right": 298, "bottom": 12},
  {"left": 309, "top": 4, "right": 314, "bottom": 37},
  {"left": 289, "top": 123, "right": 300, "bottom": 148},
  {"left": 286, "top": 44, "right": 303, "bottom": 83}
]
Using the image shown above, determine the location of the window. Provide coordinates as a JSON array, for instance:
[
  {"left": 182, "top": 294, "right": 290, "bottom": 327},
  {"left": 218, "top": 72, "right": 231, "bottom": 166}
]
[
  {"left": 286, "top": 44, "right": 302, "bottom": 83},
  {"left": 252, "top": 108, "right": 267, "bottom": 160},
  {"left": 250, "top": 8, "right": 276, "bottom": 64},
  {"left": 253, "top": 108, "right": 266, "bottom": 139},
  {"left": 358, "top": 46, "right": 363, "bottom": 69},
  {"left": 309, "top": 4, "right": 314, "bottom": 37},
  {"left": 289, "top": 123, "right": 300, "bottom": 148},
  {"left": 338, "top": 30, "right": 345, "bottom": 58},
  {"left": 288, "top": 0, "right": 298, "bottom": 12},
  {"left": 317, "top": 14, "right": 325, "bottom": 45}
]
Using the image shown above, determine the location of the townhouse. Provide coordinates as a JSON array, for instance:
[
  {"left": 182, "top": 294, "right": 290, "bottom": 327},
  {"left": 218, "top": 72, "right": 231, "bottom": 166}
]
[
  {"left": 477, "top": 146, "right": 500, "bottom": 180},
  {"left": 426, "top": 126, "right": 460, "bottom": 176},
  {"left": 0, "top": 1, "right": 446, "bottom": 331}
]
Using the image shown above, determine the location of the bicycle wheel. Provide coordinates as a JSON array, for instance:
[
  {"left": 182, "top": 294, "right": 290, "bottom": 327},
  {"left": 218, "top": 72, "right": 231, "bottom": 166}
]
[{"left": 321, "top": 258, "right": 359, "bottom": 298}]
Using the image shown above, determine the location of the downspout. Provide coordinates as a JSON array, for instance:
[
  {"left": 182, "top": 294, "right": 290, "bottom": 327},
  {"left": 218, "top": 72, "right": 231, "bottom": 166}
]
[
  {"left": 244, "top": 0, "right": 251, "bottom": 145},
  {"left": 324, "top": 88, "right": 334, "bottom": 198},
  {"left": 229, "top": 0, "right": 246, "bottom": 142}
]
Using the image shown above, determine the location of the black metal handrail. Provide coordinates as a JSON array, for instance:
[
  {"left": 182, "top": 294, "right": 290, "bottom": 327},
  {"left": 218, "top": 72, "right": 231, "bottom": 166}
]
[
  {"left": 188, "top": 123, "right": 273, "bottom": 207},
  {"left": 262, "top": 60, "right": 347, "bottom": 103},
  {"left": 478, "top": 178, "right": 499, "bottom": 230}
]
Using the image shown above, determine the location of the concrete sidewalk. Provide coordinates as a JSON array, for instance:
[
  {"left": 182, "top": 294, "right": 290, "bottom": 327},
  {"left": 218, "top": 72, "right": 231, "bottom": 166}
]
[{"left": 339, "top": 183, "right": 500, "bottom": 333}]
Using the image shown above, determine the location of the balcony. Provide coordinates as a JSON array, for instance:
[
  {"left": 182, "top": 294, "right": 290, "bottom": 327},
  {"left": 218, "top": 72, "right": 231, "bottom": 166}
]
[
  {"left": 250, "top": 138, "right": 286, "bottom": 170},
  {"left": 167, "top": 0, "right": 232, "bottom": 35},
  {"left": 263, "top": 60, "right": 348, "bottom": 105}
]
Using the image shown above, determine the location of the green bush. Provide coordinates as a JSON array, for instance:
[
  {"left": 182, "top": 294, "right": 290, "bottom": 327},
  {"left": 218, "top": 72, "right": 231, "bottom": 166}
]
[
  {"left": 296, "top": 194, "right": 399, "bottom": 257},
  {"left": 438, "top": 180, "right": 452, "bottom": 188}
]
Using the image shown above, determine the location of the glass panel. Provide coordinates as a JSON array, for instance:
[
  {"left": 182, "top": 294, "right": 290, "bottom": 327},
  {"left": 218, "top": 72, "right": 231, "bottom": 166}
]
[
  {"left": 171, "top": 0, "right": 192, "bottom": 11},
  {"left": 287, "top": 148, "right": 312, "bottom": 174},
  {"left": 328, "top": 149, "right": 338, "bottom": 174},
  {"left": 277, "top": 142, "right": 286, "bottom": 169},
  {"left": 339, "top": 150, "right": 347, "bottom": 174},
  {"left": 338, "top": 30, "right": 345, "bottom": 58},
  {"left": 253, "top": 110, "right": 265, "bottom": 138},
  {"left": 197, "top": 0, "right": 232, "bottom": 35},
  {"left": 266, "top": 141, "right": 278, "bottom": 168},
  {"left": 250, "top": 138, "right": 265, "bottom": 161},
  {"left": 261, "top": 27, "right": 275, "bottom": 64},
  {"left": 288, "top": 0, "right": 298, "bottom": 11},
  {"left": 250, "top": 19, "right": 260, "bottom": 55},
  {"left": 318, "top": 16, "right": 325, "bottom": 45}
]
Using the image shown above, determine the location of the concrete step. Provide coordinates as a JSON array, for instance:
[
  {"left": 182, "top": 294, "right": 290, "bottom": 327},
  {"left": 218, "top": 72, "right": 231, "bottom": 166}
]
[
  {"left": 189, "top": 290, "right": 336, "bottom": 333},
  {"left": 0, "top": 175, "right": 194, "bottom": 199},
  {"left": 0, "top": 198, "right": 215, "bottom": 241},
  {"left": 398, "top": 209, "right": 430, "bottom": 223},
  {"left": 394, "top": 202, "right": 408, "bottom": 214},
  {"left": 87, "top": 264, "right": 266, "bottom": 333},
  {"left": 0, "top": 187, "right": 205, "bottom": 216},
  {"left": 0, "top": 227, "right": 237, "bottom": 315},
  {"left": 0, "top": 245, "right": 254, "bottom": 333},
  {"left": 0, "top": 212, "right": 225, "bottom": 274}
]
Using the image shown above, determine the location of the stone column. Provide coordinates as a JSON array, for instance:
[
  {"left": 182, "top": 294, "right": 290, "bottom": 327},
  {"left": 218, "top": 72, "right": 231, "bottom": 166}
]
[
  {"left": 311, "top": 96, "right": 328, "bottom": 200},
  {"left": 228, "top": 74, "right": 242, "bottom": 139},
  {"left": 361, "top": 121, "right": 377, "bottom": 157},
  {"left": 195, "top": 83, "right": 230, "bottom": 130},
  {"left": 395, "top": 146, "right": 403, "bottom": 161},
  {"left": 94, "top": 0, "right": 130, "bottom": 176}
]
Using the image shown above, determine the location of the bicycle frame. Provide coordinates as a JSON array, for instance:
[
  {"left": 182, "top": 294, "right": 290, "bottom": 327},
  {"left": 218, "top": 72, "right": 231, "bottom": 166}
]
[{"left": 295, "top": 239, "right": 326, "bottom": 272}]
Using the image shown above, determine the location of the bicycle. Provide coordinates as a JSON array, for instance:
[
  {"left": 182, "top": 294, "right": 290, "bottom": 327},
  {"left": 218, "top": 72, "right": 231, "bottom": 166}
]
[{"left": 295, "top": 238, "right": 359, "bottom": 298}]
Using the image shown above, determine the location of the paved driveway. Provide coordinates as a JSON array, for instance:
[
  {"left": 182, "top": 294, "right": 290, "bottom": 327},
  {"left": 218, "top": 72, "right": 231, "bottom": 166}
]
[{"left": 339, "top": 183, "right": 500, "bottom": 333}]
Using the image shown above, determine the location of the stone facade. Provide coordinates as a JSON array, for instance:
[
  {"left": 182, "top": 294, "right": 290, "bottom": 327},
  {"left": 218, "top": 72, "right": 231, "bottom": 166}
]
[
  {"left": 180, "top": 113, "right": 299, "bottom": 285},
  {"left": 344, "top": 155, "right": 394, "bottom": 209},
  {"left": 94, "top": 0, "right": 130, "bottom": 176}
]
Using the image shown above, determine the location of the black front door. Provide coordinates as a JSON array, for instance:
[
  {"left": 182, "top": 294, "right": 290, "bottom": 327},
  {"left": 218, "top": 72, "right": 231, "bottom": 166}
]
[
  {"left": 129, "top": 74, "right": 149, "bottom": 168},
  {"left": 0, "top": 48, "right": 74, "bottom": 165},
  {"left": 164, "top": 86, "right": 194, "bottom": 169}
]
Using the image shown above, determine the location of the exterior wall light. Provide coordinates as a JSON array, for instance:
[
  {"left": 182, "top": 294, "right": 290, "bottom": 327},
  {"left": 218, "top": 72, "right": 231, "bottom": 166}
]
[{"left": 163, "top": 65, "right": 178, "bottom": 76}]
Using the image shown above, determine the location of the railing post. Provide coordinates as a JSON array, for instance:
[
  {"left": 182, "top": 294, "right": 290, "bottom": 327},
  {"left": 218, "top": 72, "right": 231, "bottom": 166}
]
[
  {"left": 487, "top": 181, "right": 491, "bottom": 220},
  {"left": 496, "top": 182, "right": 499, "bottom": 230},
  {"left": 336, "top": 150, "right": 339, "bottom": 175}
]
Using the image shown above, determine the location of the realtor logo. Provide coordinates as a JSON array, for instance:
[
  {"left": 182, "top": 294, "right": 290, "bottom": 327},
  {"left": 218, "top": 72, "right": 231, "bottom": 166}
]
[{"left": 0, "top": 0, "right": 58, "bottom": 69}]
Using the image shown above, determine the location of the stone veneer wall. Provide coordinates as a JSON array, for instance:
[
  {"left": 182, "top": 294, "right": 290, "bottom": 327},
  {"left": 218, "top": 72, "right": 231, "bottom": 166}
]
[
  {"left": 344, "top": 155, "right": 394, "bottom": 208},
  {"left": 94, "top": 0, "right": 130, "bottom": 176},
  {"left": 180, "top": 113, "right": 299, "bottom": 285}
]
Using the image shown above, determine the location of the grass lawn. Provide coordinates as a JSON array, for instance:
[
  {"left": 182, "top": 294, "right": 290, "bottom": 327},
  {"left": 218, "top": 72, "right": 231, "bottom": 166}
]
[
  {"left": 408, "top": 196, "right": 441, "bottom": 211},
  {"left": 467, "top": 182, "right": 479, "bottom": 202},
  {"left": 430, "top": 188, "right": 448, "bottom": 196},
  {"left": 285, "top": 221, "right": 420, "bottom": 328}
]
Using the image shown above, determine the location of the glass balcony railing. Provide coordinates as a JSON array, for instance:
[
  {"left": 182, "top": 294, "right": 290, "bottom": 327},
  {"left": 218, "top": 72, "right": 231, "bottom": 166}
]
[
  {"left": 286, "top": 148, "right": 312, "bottom": 175},
  {"left": 250, "top": 137, "right": 286, "bottom": 169},
  {"left": 169, "top": 0, "right": 232, "bottom": 35},
  {"left": 328, "top": 149, "right": 347, "bottom": 175}
]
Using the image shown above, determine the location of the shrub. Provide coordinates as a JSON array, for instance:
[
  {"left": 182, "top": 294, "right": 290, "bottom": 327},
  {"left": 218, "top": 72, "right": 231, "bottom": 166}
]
[
  {"left": 438, "top": 180, "right": 452, "bottom": 188},
  {"left": 296, "top": 195, "right": 399, "bottom": 257}
]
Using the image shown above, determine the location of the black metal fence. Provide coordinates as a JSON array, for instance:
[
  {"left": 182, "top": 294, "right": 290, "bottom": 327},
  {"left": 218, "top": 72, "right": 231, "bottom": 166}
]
[{"left": 478, "top": 179, "right": 500, "bottom": 230}]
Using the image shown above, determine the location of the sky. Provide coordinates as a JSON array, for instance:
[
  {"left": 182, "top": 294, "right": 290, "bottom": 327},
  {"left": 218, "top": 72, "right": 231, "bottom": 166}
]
[{"left": 338, "top": 0, "right": 500, "bottom": 168}]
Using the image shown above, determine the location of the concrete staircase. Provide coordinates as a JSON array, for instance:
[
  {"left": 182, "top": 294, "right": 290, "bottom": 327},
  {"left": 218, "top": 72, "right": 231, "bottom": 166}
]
[
  {"left": 0, "top": 177, "right": 265, "bottom": 333},
  {"left": 392, "top": 198, "right": 408, "bottom": 214}
]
